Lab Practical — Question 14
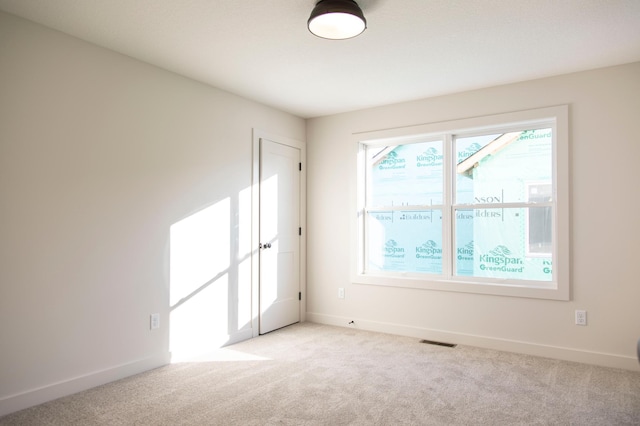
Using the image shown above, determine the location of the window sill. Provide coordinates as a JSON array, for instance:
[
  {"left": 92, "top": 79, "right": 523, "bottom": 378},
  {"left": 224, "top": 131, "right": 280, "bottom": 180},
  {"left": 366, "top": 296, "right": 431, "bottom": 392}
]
[{"left": 352, "top": 273, "right": 569, "bottom": 301}]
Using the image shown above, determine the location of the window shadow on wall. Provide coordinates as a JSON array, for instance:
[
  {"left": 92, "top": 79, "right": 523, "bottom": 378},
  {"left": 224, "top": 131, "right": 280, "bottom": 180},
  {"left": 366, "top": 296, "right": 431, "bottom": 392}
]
[{"left": 169, "top": 185, "right": 253, "bottom": 362}]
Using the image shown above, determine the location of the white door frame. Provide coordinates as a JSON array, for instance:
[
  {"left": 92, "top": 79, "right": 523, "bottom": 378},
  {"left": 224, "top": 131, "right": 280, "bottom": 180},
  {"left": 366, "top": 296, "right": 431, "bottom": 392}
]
[{"left": 251, "top": 129, "right": 306, "bottom": 337}]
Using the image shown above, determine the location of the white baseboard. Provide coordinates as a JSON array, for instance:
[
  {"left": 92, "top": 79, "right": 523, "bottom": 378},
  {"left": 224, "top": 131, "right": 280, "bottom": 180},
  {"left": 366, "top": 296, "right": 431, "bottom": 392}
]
[
  {"left": 306, "top": 312, "right": 640, "bottom": 372},
  {"left": 0, "top": 353, "right": 170, "bottom": 418},
  {"left": 169, "top": 328, "right": 255, "bottom": 363},
  {"left": 225, "top": 328, "right": 253, "bottom": 346}
]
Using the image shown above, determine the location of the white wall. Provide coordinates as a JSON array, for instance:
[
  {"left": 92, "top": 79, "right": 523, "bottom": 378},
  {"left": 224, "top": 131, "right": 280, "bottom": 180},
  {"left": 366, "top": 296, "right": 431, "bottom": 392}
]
[
  {"left": 0, "top": 11, "right": 305, "bottom": 415},
  {"left": 306, "top": 62, "right": 640, "bottom": 371}
]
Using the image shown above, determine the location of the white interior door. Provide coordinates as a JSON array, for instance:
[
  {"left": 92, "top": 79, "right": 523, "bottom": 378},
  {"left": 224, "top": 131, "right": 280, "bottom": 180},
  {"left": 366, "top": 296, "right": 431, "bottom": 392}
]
[{"left": 259, "top": 138, "right": 300, "bottom": 334}]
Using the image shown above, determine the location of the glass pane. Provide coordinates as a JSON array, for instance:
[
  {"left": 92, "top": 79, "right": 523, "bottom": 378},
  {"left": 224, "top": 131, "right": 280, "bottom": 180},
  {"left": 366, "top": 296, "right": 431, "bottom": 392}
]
[
  {"left": 455, "top": 129, "right": 552, "bottom": 205},
  {"left": 367, "top": 141, "right": 443, "bottom": 207},
  {"left": 454, "top": 209, "right": 475, "bottom": 276},
  {"left": 527, "top": 183, "right": 552, "bottom": 255},
  {"left": 366, "top": 210, "right": 442, "bottom": 274},
  {"left": 454, "top": 208, "right": 552, "bottom": 281}
]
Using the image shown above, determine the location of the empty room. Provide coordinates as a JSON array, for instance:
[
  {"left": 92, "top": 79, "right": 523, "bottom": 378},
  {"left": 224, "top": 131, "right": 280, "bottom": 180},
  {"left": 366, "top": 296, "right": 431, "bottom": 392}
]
[{"left": 1, "top": 1, "right": 639, "bottom": 424}]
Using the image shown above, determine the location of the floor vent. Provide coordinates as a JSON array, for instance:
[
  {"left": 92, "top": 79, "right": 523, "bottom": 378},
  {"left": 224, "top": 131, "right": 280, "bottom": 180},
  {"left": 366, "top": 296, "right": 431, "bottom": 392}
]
[{"left": 419, "top": 339, "right": 457, "bottom": 348}]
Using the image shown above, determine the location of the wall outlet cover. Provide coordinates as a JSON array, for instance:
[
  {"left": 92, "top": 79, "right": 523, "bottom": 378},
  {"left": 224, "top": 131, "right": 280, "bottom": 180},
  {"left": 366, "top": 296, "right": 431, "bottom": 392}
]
[
  {"left": 575, "top": 310, "right": 587, "bottom": 326},
  {"left": 150, "top": 313, "right": 160, "bottom": 330}
]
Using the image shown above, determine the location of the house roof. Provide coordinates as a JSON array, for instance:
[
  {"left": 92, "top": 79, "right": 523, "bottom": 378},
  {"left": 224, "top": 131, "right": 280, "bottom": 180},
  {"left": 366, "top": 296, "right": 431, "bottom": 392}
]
[{"left": 457, "top": 132, "right": 522, "bottom": 176}]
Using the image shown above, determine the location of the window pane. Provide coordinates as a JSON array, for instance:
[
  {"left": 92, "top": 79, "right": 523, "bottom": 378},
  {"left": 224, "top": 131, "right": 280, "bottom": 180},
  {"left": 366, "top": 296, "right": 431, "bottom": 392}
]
[
  {"left": 454, "top": 209, "right": 475, "bottom": 276},
  {"left": 367, "top": 141, "right": 443, "bottom": 207},
  {"left": 454, "top": 208, "right": 552, "bottom": 281},
  {"left": 527, "top": 184, "right": 552, "bottom": 254},
  {"left": 366, "top": 210, "right": 442, "bottom": 274},
  {"left": 455, "top": 129, "right": 552, "bottom": 204}
]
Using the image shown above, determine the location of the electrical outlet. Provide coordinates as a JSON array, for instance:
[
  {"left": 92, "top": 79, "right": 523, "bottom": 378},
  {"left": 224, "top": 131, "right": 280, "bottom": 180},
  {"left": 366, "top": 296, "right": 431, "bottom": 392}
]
[
  {"left": 575, "top": 310, "right": 587, "bottom": 326},
  {"left": 338, "top": 287, "right": 345, "bottom": 299},
  {"left": 150, "top": 313, "right": 160, "bottom": 330}
]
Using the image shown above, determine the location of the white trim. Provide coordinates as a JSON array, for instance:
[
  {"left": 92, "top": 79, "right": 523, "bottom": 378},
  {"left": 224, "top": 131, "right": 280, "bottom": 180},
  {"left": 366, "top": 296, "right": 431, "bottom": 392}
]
[
  {"left": 251, "top": 129, "right": 307, "bottom": 338},
  {"left": 306, "top": 313, "right": 640, "bottom": 372},
  {"left": 251, "top": 133, "right": 261, "bottom": 337},
  {"left": 0, "top": 354, "right": 169, "bottom": 417},
  {"left": 224, "top": 328, "right": 254, "bottom": 347}
]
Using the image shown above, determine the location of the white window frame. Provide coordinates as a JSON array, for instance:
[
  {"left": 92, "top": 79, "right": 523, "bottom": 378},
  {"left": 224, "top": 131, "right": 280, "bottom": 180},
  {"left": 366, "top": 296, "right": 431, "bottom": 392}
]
[{"left": 351, "top": 106, "right": 570, "bottom": 301}]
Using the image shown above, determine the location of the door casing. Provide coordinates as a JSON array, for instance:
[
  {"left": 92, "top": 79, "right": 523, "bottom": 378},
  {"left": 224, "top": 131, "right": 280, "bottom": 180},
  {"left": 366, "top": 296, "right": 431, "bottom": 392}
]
[{"left": 251, "top": 130, "right": 306, "bottom": 337}]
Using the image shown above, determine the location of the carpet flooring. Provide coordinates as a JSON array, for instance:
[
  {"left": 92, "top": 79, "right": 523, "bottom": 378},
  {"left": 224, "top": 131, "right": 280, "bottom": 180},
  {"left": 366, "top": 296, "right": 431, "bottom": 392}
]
[{"left": 1, "top": 322, "right": 639, "bottom": 425}]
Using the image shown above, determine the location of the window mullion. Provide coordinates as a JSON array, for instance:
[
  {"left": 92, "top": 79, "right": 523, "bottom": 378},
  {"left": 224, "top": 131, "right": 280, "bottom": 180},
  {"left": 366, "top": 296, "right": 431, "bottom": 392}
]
[
  {"left": 454, "top": 202, "right": 552, "bottom": 210},
  {"left": 442, "top": 133, "right": 453, "bottom": 280},
  {"left": 364, "top": 205, "right": 443, "bottom": 212}
]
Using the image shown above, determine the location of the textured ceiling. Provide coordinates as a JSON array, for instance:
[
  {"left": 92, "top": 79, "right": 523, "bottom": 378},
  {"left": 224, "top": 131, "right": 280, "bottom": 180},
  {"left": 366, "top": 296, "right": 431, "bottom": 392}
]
[{"left": 1, "top": 0, "right": 639, "bottom": 118}]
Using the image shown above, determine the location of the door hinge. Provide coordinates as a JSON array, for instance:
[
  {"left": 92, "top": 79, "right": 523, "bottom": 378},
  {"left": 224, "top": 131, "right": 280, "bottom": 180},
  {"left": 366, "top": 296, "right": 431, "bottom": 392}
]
[
  {"left": 299, "top": 292, "right": 302, "bottom": 301},
  {"left": 299, "top": 162, "right": 302, "bottom": 171},
  {"left": 298, "top": 227, "right": 302, "bottom": 236}
]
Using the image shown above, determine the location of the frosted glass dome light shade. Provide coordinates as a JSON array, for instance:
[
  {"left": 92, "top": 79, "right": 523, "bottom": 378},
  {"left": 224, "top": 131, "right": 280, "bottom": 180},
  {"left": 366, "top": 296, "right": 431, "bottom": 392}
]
[{"left": 308, "top": 0, "right": 367, "bottom": 40}]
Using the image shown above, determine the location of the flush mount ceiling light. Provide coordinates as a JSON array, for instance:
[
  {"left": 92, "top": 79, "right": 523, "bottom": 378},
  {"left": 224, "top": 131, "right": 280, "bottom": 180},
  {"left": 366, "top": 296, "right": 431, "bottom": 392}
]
[{"left": 308, "top": 0, "right": 367, "bottom": 40}]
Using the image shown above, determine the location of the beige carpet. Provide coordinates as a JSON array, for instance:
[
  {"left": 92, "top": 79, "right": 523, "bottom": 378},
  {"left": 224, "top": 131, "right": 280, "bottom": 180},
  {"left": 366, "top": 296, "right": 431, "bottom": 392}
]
[{"left": 1, "top": 322, "right": 639, "bottom": 425}]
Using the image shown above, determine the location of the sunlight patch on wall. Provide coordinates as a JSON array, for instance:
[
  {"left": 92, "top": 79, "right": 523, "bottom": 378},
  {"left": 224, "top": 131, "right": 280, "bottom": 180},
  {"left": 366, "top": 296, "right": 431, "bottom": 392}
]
[
  {"left": 170, "top": 273, "right": 229, "bottom": 362},
  {"left": 237, "top": 186, "right": 252, "bottom": 330},
  {"left": 169, "top": 198, "right": 231, "bottom": 362}
]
